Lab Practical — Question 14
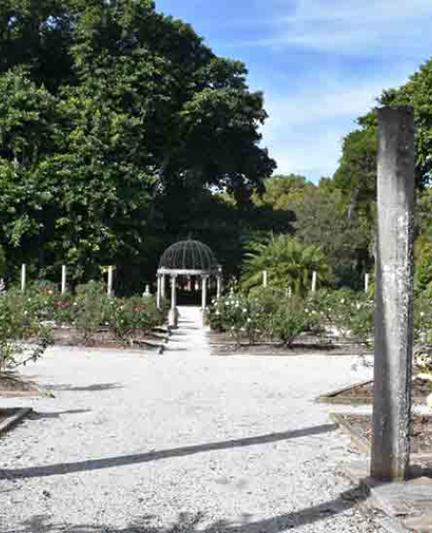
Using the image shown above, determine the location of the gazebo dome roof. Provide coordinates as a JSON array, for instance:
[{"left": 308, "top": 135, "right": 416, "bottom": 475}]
[{"left": 159, "top": 240, "right": 218, "bottom": 272}]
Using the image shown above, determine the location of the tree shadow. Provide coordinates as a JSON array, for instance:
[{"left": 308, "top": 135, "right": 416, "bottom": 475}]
[
  {"left": 48, "top": 383, "right": 123, "bottom": 393},
  {"left": 2, "top": 484, "right": 376, "bottom": 532},
  {"left": 29, "top": 409, "right": 91, "bottom": 420},
  {"left": 0, "top": 424, "right": 337, "bottom": 480}
]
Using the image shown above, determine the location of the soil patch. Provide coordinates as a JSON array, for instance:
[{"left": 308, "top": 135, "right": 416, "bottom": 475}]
[
  {"left": 0, "top": 373, "right": 44, "bottom": 398},
  {"left": 321, "top": 376, "right": 432, "bottom": 405},
  {"left": 51, "top": 326, "right": 168, "bottom": 350},
  {"left": 332, "top": 413, "right": 432, "bottom": 457},
  {"left": 207, "top": 331, "right": 371, "bottom": 356}
]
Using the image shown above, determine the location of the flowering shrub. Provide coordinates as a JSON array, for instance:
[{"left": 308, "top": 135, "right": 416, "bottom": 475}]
[
  {"left": 0, "top": 289, "right": 52, "bottom": 372},
  {"left": 207, "top": 293, "right": 264, "bottom": 345},
  {"left": 0, "top": 280, "right": 166, "bottom": 355},
  {"left": 73, "top": 281, "right": 111, "bottom": 341},
  {"left": 307, "top": 289, "right": 374, "bottom": 346},
  {"left": 207, "top": 290, "right": 311, "bottom": 346},
  {"left": 208, "top": 287, "right": 374, "bottom": 347},
  {"left": 105, "top": 297, "right": 164, "bottom": 340},
  {"left": 415, "top": 348, "right": 432, "bottom": 375},
  {"left": 269, "top": 298, "right": 309, "bottom": 347}
]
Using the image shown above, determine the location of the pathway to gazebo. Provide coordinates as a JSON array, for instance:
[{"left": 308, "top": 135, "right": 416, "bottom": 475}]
[{"left": 0, "top": 307, "right": 384, "bottom": 532}]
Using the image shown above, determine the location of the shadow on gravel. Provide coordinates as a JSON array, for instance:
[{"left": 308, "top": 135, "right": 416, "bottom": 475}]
[
  {"left": 3, "top": 484, "right": 375, "bottom": 532},
  {"left": 0, "top": 424, "right": 337, "bottom": 480},
  {"left": 29, "top": 409, "right": 91, "bottom": 420},
  {"left": 48, "top": 383, "right": 123, "bottom": 393}
]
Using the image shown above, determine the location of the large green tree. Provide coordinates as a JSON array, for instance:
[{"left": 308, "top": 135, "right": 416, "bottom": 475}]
[{"left": 0, "top": 0, "right": 275, "bottom": 289}]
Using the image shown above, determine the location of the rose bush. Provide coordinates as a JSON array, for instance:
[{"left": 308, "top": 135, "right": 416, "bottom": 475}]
[{"left": 0, "top": 289, "right": 52, "bottom": 372}]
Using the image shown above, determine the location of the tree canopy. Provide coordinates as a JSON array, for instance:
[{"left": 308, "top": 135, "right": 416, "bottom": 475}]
[{"left": 0, "top": 0, "right": 276, "bottom": 288}]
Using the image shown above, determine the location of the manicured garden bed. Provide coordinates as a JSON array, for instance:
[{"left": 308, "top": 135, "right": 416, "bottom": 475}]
[
  {"left": 319, "top": 376, "right": 432, "bottom": 405},
  {"left": 331, "top": 413, "right": 432, "bottom": 458},
  {"left": 0, "top": 372, "right": 47, "bottom": 398},
  {"left": 209, "top": 333, "right": 372, "bottom": 356},
  {"left": 0, "top": 280, "right": 168, "bottom": 374}
]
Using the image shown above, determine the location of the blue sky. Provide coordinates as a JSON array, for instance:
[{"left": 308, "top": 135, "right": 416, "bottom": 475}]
[{"left": 155, "top": 0, "right": 432, "bottom": 182}]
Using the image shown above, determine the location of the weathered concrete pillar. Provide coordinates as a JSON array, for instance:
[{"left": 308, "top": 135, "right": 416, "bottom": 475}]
[
  {"left": 371, "top": 106, "right": 416, "bottom": 482},
  {"left": 201, "top": 276, "right": 208, "bottom": 310},
  {"left": 365, "top": 273, "right": 370, "bottom": 294},
  {"left": 168, "top": 275, "right": 178, "bottom": 328},
  {"left": 107, "top": 266, "right": 114, "bottom": 298},
  {"left": 263, "top": 270, "right": 268, "bottom": 288},
  {"left": 311, "top": 271, "right": 317, "bottom": 293},
  {"left": 61, "top": 265, "right": 67, "bottom": 295},
  {"left": 21, "top": 264, "right": 26, "bottom": 293}
]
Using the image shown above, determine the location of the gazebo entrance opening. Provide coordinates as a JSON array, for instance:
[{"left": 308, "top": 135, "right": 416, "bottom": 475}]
[
  {"left": 170, "top": 275, "right": 215, "bottom": 306},
  {"left": 156, "top": 240, "right": 222, "bottom": 328}
]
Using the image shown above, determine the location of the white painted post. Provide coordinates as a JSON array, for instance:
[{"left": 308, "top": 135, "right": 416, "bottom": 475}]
[
  {"left": 107, "top": 266, "right": 114, "bottom": 298},
  {"left": 365, "top": 273, "right": 370, "bottom": 294},
  {"left": 201, "top": 276, "right": 208, "bottom": 310},
  {"left": 371, "top": 106, "right": 415, "bottom": 482},
  {"left": 263, "top": 270, "right": 268, "bottom": 288},
  {"left": 216, "top": 275, "right": 223, "bottom": 299},
  {"left": 311, "top": 271, "right": 317, "bottom": 293},
  {"left": 288, "top": 285, "right": 293, "bottom": 298},
  {"left": 21, "top": 264, "right": 26, "bottom": 292},
  {"left": 61, "top": 265, "right": 67, "bottom": 295}
]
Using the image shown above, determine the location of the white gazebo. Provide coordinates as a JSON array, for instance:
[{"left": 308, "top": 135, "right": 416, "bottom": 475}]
[{"left": 156, "top": 240, "right": 223, "bottom": 328}]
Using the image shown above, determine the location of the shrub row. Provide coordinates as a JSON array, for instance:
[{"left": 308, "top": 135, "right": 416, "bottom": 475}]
[
  {"left": 208, "top": 287, "right": 432, "bottom": 373},
  {"left": 0, "top": 281, "right": 166, "bottom": 370}
]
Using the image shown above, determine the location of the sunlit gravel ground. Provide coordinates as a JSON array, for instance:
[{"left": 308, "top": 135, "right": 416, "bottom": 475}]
[{"left": 0, "top": 306, "right": 385, "bottom": 532}]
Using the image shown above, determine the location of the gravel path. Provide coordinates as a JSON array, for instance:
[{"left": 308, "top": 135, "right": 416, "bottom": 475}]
[{"left": 0, "top": 306, "right": 385, "bottom": 533}]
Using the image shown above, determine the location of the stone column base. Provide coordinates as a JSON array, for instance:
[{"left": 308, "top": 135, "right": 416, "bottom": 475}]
[{"left": 168, "top": 308, "right": 179, "bottom": 328}]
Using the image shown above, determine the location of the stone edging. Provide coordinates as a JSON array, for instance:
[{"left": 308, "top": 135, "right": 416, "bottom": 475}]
[
  {"left": 317, "top": 380, "right": 374, "bottom": 405},
  {"left": 0, "top": 408, "right": 32, "bottom": 436}
]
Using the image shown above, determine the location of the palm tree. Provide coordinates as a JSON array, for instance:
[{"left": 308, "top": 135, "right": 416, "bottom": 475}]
[{"left": 240, "top": 234, "right": 330, "bottom": 295}]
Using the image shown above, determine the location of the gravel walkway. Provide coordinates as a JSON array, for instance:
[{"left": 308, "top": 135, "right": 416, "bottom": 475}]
[{"left": 0, "top": 306, "right": 385, "bottom": 533}]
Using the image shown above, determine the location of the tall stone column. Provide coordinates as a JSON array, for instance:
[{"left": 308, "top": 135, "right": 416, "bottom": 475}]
[
  {"left": 168, "top": 275, "right": 178, "bottom": 328},
  {"left": 371, "top": 106, "right": 415, "bottom": 481}
]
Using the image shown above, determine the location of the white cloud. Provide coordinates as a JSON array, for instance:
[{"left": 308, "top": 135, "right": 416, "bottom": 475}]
[
  {"left": 250, "top": 0, "right": 432, "bottom": 55},
  {"left": 260, "top": 69, "right": 414, "bottom": 179}
]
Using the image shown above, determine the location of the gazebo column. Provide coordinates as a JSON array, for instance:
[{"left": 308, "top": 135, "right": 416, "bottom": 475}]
[
  {"left": 156, "top": 274, "right": 162, "bottom": 309},
  {"left": 168, "top": 275, "right": 178, "bottom": 328},
  {"left": 201, "top": 275, "right": 208, "bottom": 310},
  {"left": 161, "top": 273, "right": 166, "bottom": 300}
]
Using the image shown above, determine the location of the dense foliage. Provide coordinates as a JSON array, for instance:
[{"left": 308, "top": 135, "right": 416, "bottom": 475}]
[
  {"left": 240, "top": 234, "right": 330, "bottom": 295},
  {"left": 0, "top": 0, "right": 278, "bottom": 290}
]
